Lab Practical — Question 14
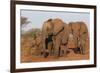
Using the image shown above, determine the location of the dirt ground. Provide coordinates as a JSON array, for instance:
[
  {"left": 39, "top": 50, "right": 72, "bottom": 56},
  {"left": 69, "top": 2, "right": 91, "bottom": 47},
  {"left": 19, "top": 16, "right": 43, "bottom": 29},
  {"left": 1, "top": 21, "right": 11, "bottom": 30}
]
[
  {"left": 21, "top": 47, "right": 89, "bottom": 63},
  {"left": 21, "top": 34, "right": 89, "bottom": 63}
]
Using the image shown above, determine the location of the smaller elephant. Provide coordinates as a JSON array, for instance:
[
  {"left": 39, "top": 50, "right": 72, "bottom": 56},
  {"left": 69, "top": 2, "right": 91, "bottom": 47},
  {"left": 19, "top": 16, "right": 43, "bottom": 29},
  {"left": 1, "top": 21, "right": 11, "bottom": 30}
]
[
  {"left": 68, "top": 22, "right": 89, "bottom": 54},
  {"left": 30, "top": 33, "right": 43, "bottom": 56}
]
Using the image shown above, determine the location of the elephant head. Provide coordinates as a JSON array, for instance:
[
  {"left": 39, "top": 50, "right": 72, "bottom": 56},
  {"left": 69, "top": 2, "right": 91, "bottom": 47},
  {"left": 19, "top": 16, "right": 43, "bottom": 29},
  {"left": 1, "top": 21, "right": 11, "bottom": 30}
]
[
  {"left": 42, "top": 19, "right": 53, "bottom": 38},
  {"left": 68, "top": 22, "right": 89, "bottom": 54}
]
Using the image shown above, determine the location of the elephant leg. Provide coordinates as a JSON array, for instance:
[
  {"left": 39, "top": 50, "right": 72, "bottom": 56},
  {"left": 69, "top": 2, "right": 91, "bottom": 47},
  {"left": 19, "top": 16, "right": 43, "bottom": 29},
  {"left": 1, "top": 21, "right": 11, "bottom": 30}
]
[
  {"left": 81, "top": 43, "right": 86, "bottom": 55},
  {"left": 55, "top": 38, "right": 61, "bottom": 57},
  {"left": 58, "top": 46, "right": 61, "bottom": 57},
  {"left": 79, "top": 39, "right": 86, "bottom": 55},
  {"left": 52, "top": 36, "right": 56, "bottom": 56},
  {"left": 44, "top": 38, "right": 49, "bottom": 58},
  {"left": 48, "top": 42, "right": 53, "bottom": 56},
  {"left": 65, "top": 44, "right": 70, "bottom": 55},
  {"left": 52, "top": 33, "right": 63, "bottom": 57},
  {"left": 51, "top": 43, "right": 54, "bottom": 56},
  {"left": 57, "top": 38, "right": 61, "bottom": 57},
  {"left": 60, "top": 45, "right": 66, "bottom": 56},
  {"left": 76, "top": 39, "right": 81, "bottom": 54}
]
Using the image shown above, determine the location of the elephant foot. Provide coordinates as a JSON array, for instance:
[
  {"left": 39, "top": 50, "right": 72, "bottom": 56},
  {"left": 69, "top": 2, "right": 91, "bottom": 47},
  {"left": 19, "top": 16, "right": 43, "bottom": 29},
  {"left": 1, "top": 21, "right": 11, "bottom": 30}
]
[
  {"left": 80, "top": 48, "right": 85, "bottom": 55},
  {"left": 57, "top": 53, "right": 63, "bottom": 57},
  {"left": 73, "top": 47, "right": 81, "bottom": 54},
  {"left": 53, "top": 53, "right": 60, "bottom": 58},
  {"left": 81, "top": 52, "right": 85, "bottom": 55},
  {"left": 66, "top": 50, "right": 70, "bottom": 54},
  {"left": 44, "top": 51, "right": 49, "bottom": 58},
  {"left": 41, "top": 51, "right": 43, "bottom": 56}
]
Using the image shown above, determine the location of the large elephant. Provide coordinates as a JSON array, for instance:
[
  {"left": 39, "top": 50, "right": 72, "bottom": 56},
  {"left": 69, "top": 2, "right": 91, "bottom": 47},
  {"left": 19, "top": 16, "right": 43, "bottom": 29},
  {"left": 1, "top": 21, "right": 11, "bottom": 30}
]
[
  {"left": 42, "top": 19, "right": 54, "bottom": 57},
  {"left": 68, "top": 22, "right": 89, "bottom": 54},
  {"left": 42, "top": 18, "right": 69, "bottom": 57}
]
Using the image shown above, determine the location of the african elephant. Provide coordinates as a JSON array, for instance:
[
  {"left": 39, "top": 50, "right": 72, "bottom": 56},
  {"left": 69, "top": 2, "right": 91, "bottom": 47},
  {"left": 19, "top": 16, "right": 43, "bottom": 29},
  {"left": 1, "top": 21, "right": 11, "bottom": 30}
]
[
  {"left": 42, "top": 18, "right": 69, "bottom": 57},
  {"left": 68, "top": 22, "right": 89, "bottom": 54},
  {"left": 42, "top": 19, "right": 54, "bottom": 57}
]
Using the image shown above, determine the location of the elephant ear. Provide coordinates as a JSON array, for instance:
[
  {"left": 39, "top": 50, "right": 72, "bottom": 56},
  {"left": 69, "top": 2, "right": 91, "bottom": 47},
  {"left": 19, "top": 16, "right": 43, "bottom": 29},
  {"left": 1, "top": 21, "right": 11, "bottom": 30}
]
[
  {"left": 42, "top": 19, "right": 53, "bottom": 38},
  {"left": 42, "top": 21, "right": 49, "bottom": 38},
  {"left": 79, "top": 22, "right": 88, "bottom": 36},
  {"left": 52, "top": 18, "right": 64, "bottom": 35},
  {"left": 79, "top": 22, "right": 89, "bottom": 41}
]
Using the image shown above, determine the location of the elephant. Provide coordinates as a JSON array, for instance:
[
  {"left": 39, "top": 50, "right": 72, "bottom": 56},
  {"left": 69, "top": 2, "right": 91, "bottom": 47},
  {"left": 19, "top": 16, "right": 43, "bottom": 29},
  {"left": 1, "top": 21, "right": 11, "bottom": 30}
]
[
  {"left": 68, "top": 22, "right": 89, "bottom": 54},
  {"left": 42, "top": 19, "right": 54, "bottom": 57},
  {"left": 30, "top": 32, "right": 43, "bottom": 56},
  {"left": 42, "top": 18, "right": 69, "bottom": 57},
  {"left": 42, "top": 18, "right": 89, "bottom": 57}
]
